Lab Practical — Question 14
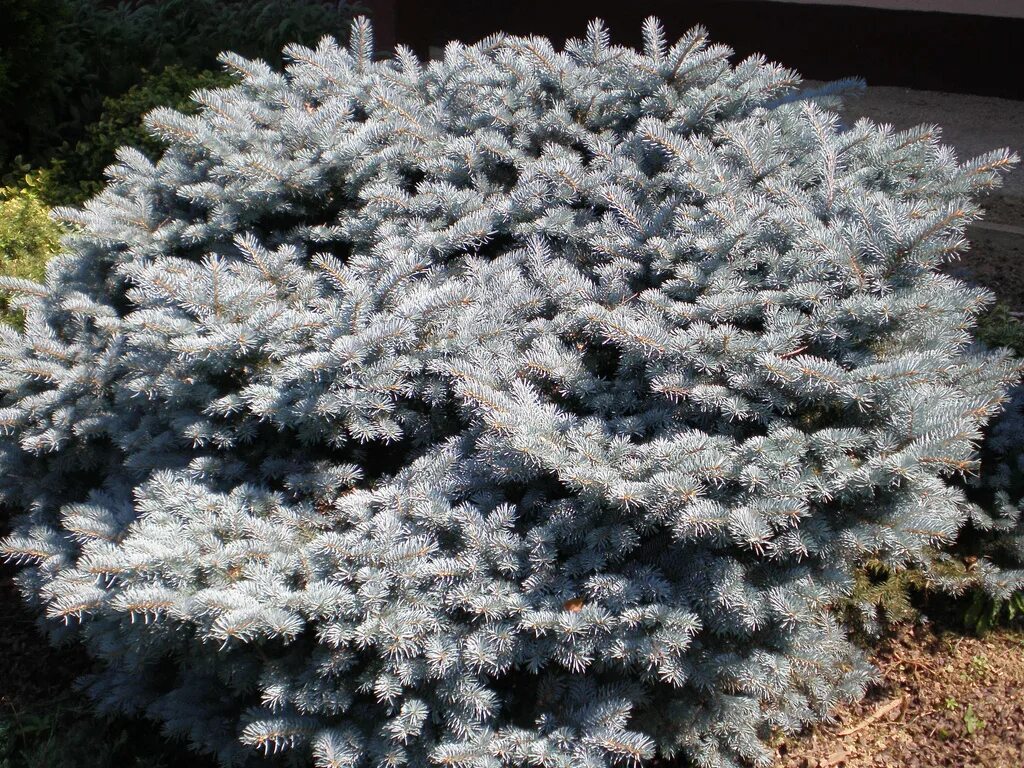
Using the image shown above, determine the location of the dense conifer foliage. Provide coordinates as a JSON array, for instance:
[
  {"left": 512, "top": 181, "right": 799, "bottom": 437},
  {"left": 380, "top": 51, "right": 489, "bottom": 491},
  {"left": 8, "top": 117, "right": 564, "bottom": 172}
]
[{"left": 1, "top": 18, "right": 1020, "bottom": 768}]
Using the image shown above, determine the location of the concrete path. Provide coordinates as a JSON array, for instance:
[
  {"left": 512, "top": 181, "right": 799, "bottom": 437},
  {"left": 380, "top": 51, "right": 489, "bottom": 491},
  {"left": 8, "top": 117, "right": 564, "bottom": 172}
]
[
  {"left": 839, "top": 85, "right": 1024, "bottom": 207},
  {"left": 802, "top": 81, "right": 1024, "bottom": 306},
  {"left": 808, "top": 82, "right": 1024, "bottom": 227}
]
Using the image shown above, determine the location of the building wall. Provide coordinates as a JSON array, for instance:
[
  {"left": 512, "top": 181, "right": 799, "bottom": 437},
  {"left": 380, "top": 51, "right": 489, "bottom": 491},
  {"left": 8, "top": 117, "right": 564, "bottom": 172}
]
[
  {"left": 390, "top": 0, "right": 1023, "bottom": 99},
  {"left": 750, "top": 0, "right": 1024, "bottom": 18}
]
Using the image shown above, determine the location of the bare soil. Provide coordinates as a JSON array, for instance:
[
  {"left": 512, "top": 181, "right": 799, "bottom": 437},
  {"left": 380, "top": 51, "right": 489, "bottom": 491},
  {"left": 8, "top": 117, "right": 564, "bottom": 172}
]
[
  {"left": 777, "top": 624, "right": 1024, "bottom": 768},
  {"left": 946, "top": 222, "right": 1024, "bottom": 310}
]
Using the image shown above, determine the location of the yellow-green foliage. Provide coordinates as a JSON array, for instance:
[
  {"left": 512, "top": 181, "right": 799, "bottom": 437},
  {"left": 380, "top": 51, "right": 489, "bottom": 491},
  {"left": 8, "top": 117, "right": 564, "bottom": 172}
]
[
  {"left": 844, "top": 557, "right": 929, "bottom": 632},
  {"left": 0, "top": 170, "right": 62, "bottom": 326},
  {"left": 843, "top": 550, "right": 979, "bottom": 635}
]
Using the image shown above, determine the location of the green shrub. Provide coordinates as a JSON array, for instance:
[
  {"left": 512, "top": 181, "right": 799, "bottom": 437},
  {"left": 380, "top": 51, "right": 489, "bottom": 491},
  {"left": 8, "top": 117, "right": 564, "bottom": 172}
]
[
  {"left": 0, "top": 696, "right": 218, "bottom": 768},
  {"left": 843, "top": 302, "right": 1024, "bottom": 635},
  {"left": 0, "top": 0, "right": 360, "bottom": 173},
  {"left": 0, "top": 172, "right": 63, "bottom": 327},
  {"left": 0, "top": 0, "right": 71, "bottom": 168},
  {"left": 48, "top": 65, "right": 236, "bottom": 205}
]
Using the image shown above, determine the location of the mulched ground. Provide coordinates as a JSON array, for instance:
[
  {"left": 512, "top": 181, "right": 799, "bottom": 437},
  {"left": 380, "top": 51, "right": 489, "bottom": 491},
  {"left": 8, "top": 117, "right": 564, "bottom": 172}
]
[
  {"left": 778, "top": 624, "right": 1024, "bottom": 768},
  {"left": 949, "top": 223, "right": 1024, "bottom": 311}
]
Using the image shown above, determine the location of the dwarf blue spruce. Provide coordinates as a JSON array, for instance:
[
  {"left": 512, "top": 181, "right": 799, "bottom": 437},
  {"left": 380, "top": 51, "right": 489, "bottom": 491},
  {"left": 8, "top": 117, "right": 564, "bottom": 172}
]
[{"left": 1, "top": 17, "right": 1020, "bottom": 768}]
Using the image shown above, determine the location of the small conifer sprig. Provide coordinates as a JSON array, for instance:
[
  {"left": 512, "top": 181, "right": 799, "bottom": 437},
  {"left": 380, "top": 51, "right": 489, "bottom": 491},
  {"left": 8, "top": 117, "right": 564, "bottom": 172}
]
[{"left": 1, "top": 16, "right": 1020, "bottom": 768}]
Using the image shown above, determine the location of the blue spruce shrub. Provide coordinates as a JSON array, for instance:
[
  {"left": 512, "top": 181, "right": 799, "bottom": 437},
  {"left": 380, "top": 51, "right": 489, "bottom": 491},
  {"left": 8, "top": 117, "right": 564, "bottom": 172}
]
[
  {"left": 957, "top": 384, "right": 1024, "bottom": 598},
  {"left": 1, "top": 17, "right": 1021, "bottom": 768}
]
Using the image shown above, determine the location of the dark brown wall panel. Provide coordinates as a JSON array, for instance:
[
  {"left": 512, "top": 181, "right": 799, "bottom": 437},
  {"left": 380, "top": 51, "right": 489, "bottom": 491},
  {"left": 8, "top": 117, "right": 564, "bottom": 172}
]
[{"left": 391, "top": 1, "right": 1023, "bottom": 100}]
